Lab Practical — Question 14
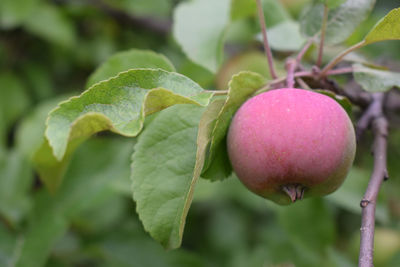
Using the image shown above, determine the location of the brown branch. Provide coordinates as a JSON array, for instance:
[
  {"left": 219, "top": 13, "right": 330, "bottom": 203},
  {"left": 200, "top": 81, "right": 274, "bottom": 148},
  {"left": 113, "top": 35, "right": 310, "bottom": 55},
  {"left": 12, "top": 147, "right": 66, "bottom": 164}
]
[
  {"left": 320, "top": 41, "right": 366, "bottom": 77},
  {"left": 355, "top": 94, "right": 384, "bottom": 140},
  {"left": 285, "top": 38, "right": 315, "bottom": 88},
  {"left": 359, "top": 92, "right": 389, "bottom": 267}
]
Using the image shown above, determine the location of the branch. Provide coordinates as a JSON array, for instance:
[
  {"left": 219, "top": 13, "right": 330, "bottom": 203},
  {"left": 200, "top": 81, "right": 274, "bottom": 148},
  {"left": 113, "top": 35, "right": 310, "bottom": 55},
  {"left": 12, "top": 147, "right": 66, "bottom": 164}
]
[
  {"left": 355, "top": 94, "right": 382, "bottom": 140},
  {"left": 320, "top": 41, "right": 366, "bottom": 77},
  {"left": 359, "top": 93, "right": 389, "bottom": 267},
  {"left": 286, "top": 38, "right": 315, "bottom": 88},
  {"left": 256, "top": 0, "right": 278, "bottom": 79}
]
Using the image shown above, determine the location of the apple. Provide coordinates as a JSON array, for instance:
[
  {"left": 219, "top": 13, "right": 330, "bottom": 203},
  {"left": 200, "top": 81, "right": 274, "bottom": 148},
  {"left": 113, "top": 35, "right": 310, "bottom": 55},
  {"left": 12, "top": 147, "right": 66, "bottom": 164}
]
[{"left": 227, "top": 88, "right": 356, "bottom": 204}]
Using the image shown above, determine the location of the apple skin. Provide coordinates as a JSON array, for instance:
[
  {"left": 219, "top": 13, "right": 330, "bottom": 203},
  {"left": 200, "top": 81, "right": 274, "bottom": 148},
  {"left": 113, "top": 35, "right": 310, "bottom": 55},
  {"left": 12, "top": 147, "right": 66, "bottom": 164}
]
[{"left": 227, "top": 88, "right": 356, "bottom": 204}]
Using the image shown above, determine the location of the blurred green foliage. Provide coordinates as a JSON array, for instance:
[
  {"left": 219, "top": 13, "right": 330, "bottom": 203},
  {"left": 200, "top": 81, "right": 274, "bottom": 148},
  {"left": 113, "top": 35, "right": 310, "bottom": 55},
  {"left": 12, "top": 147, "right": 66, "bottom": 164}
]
[{"left": 0, "top": 0, "right": 400, "bottom": 267}]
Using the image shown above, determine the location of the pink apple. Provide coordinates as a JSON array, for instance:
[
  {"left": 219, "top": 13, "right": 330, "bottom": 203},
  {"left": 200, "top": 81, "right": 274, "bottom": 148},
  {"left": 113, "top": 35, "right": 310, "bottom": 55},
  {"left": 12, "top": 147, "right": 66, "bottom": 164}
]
[{"left": 227, "top": 88, "right": 356, "bottom": 204}]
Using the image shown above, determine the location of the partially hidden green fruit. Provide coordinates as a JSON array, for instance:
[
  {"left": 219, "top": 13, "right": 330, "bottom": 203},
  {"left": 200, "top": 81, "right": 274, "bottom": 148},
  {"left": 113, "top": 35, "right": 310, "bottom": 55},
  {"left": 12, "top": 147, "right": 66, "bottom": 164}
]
[
  {"left": 349, "top": 228, "right": 400, "bottom": 266},
  {"left": 227, "top": 88, "right": 356, "bottom": 205}
]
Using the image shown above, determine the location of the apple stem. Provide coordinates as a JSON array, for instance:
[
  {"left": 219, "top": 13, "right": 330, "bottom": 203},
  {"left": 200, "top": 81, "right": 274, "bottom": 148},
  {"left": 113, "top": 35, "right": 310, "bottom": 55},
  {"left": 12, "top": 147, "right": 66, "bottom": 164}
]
[
  {"left": 286, "top": 59, "right": 296, "bottom": 88},
  {"left": 282, "top": 185, "right": 305, "bottom": 202}
]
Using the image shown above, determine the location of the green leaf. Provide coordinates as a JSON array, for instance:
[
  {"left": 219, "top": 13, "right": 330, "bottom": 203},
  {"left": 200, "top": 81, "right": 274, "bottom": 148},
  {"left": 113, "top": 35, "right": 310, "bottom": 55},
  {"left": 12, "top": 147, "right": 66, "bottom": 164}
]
[
  {"left": 202, "top": 71, "right": 266, "bottom": 180},
  {"left": 14, "top": 195, "right": 69, "bottom": 267},
  {"left": 104, "top": 0, "right": 173, "bottom": 18},
  {"left": 131, "top": 104, "right": 204, "bottom": 249},
  {"left": 0, "top": 150, "right": 33, "bottom": 226},
  {"left": 16, "top": 95, "right": 72, "bottom": 160},
  {"left": 14, "top": 138, "right": 132, "bottom": 267},
  {"left": 353, "top": 63, "right": 400, "bottom": 92},
  {"left": 364, "top": 8, "right": 400, "bottom": 44},
  {"left": 0, "top": 72, "right": 30, "bottom": 132},
  {"left": 0, "top": 223, "right": 17, "bottom": 267},
  {"left": 277, "top": 198, "right": 336, "bottom": 253},
  {"left": 262, "top": 0, "right": 291, "bottom": 27},
  {"left": 178, "top": 59, "right": 215, "bottom": 89},
  {"left": 86, "top": 49, "right": 176, "bottom": 88},
  {"left": 173, "top": 0, "right": 231, "bottom": 72},
  {"left": 41, "top": 70, "right": 211, "bottom": 192},
  {"left": 46, "top": 69, "right": 211, "bottom": 162},
  {"left": 230, "top": 0, "right": 256, "bottom": 20},
  {"left": 216, "top": 51, "right": 274, "bottom": 90},
  {"left": 0, "top": 0, "right": 38, "bottom": 29},
  {"left": 15, "top": 94, "right": 78, "bottom": 193},
  {"left": 22, "top": 3, "right": 76, "bottom": 48},
  {"left": 300, "top": 0, "right": 375, "bottom": 45},
  {"left": 197, "top": 99, "right": 227, "bottom": 179},
  {"left": 317, "top": 0, "right": 346, "bottom": 9},
  {"left": 266, "top": 21, "right": 306, "bottom": 52}
]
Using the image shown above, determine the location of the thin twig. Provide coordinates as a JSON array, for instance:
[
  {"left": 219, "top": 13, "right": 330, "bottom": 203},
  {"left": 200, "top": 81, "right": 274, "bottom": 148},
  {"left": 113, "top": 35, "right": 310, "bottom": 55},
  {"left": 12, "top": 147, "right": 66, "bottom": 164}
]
[
  {"left": 260, "top": 66, "right": 354, "bottom": 92},
  {"left": 256, "top": 0, "right": 278, "bottom": 79},
  {"left": 317, "top": 5, "right": 329, "bottom": 67},
  {"left": 296, "top": 78, "right": 312, "bottom": 90},
  {"left": 320, "top": 41, "right": 366, "bottom": 77},
  {"left": 359, "top": 93, "right": 389, "bottom": 267},
  {"left": 355, "top": 95, "right": 382, "bottom": 140},
  {"left": 297, "top": 37, "right": 315, "bottom": 63},
  {"left": 285, "top": 38, "right": 315, "bottom": 88}
]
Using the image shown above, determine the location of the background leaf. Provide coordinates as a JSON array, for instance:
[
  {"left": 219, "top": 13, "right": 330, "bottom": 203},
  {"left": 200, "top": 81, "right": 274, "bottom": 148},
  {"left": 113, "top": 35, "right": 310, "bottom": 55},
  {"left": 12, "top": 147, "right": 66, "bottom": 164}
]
[
  {"left": 173, "top": 0, "right": 231, "bottom": 72},
  {"left": 0, "top": 223, "right": 17, "bottom": 267},
  {"left": 22, "top": 3, "right": 76, "bottom": 48},
  {"left": 0, "top": 0, "right": 39, "bottom": 29},
  {"left": 300, "top": 0, "right": 375, "bottom": 44},
  {"left": 262, "top": 0, "right": 291, "bottom": 27},
  {"left": 353, "top": 63, "right": 400, "bottom": 92},
  {"left": 131, "top": 104, "right": 204, "bottom": 249},
  {"left": 277, "top": 198, "right": 336, "bottom": 253},
  {"left": 86, "top": 49, "right": 176, "bottom": 88},
  {"left": 266, "top": 20, "right": 306, "bottom": 51},
  {"left": 103, "top": 0, "right": 173, "bottom": 18},
  {"left": 216, "top": 51, "right": 274, "bottom": 90},
  {"left": 230, "top": 0, "right": 257, "bottom": 20},
  {"left": 0, "top": 72, "right": 30, "bottom": 140},
  {"left": 0, "top": 150, "right": 33, "bottom": 226},
  {"left": 14, "top": 138, "right": 133, "bottom": 267},
  {"left": 318, "top": 0, "right": 346, "bottom": 9}
]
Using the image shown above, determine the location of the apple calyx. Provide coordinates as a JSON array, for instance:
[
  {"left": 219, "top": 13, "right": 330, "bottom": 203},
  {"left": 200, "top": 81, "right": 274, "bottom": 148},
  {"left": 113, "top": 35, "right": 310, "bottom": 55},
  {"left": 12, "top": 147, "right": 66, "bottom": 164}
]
[{"left": 282, "top": 184, "right": 306, "bottom": 202}]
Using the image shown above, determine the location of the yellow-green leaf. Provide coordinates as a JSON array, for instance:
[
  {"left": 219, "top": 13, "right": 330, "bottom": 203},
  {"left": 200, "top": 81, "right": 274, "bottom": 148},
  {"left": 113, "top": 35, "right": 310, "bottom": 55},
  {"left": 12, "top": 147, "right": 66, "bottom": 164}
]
[{"left": 364, "top": 8, "right": 400, "bottom": 44}]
